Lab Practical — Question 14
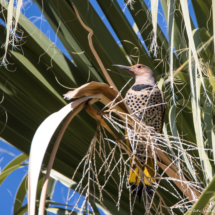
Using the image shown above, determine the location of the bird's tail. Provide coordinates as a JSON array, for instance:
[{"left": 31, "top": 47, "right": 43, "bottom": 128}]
[
  {"left": 128, "top": 157, "right": 155, "bottom": 200},
  {"left": 125, "top": 130, "right": 155, "bottom": 200}
]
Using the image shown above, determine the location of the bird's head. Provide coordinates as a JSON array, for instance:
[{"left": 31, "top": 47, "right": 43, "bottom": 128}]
[{"left": 113, "top": 64, "right": 156, "bottom": 85}]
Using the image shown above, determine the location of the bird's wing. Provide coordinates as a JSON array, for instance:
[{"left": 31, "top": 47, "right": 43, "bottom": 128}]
[{"left": 160, "top": 89, "right": 166, "bottom": 133}]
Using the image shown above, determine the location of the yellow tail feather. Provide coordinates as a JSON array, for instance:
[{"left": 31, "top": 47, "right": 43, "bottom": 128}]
[
  {"left": 143, "top": 157, "right": 155, "bottom": 185},
  {"left": 125, "top": 130, "right": 155, "bottom": 186},
  {"left": 128, "top": 167, "right": 140, "bottom": 186},
  {"left": 128, "top": 157, "right": 155, "bottom": 186}
]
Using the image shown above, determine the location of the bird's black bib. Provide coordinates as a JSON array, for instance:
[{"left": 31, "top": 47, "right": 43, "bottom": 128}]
[{"left": 131, "top": 84, "right": 153, "bottom": 91}]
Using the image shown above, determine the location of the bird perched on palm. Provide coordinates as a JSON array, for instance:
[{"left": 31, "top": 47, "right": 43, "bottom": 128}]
[{"left": 113, "top": 64, "right": 166, "bottom": 200}]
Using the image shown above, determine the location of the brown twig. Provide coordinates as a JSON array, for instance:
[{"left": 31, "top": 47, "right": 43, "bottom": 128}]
[{"left": 72, "top": 3, "right": 118, "bottom": 92}]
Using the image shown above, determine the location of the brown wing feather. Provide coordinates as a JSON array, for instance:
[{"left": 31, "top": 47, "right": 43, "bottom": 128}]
[{"left": 160, "top": 89, "right": 166, "bottom": 133}]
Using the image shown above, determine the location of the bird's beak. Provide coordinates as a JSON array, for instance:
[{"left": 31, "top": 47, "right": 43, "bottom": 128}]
[
  {"left": 112, "top": 64, "right": 134, "bottom": 76},
  {"left": 112, "top": 64, "right": 132, "bottom": 71}
]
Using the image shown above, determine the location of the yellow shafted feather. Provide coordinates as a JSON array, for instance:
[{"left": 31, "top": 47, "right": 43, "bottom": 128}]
[
  {"left": 143, "top": 157, "right": 155, "bottom": 185},
  {"left": 129, "top": 167, "right": 140, "bottom": 186},
  {"left": 126, "top": 130, "right": 155, "bottom": 187},
  {"left": 128, "top": 157, "right": 155, "bottom": 186}
]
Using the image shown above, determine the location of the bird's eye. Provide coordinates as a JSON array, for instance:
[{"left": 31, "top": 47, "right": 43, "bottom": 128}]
[{"left": 137, "top": 65, "right": 141, "bottom": 68}]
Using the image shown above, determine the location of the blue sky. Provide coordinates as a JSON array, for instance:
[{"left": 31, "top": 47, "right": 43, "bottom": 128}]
[
  {"left": 0, "top": 140, "right": 93, "bottom": 215},
  {"left": 0, "top": 140, "right": 27, "bottom": 215},
  {"left": 0, "top": 0, "right": 198, "bottom": 214}
]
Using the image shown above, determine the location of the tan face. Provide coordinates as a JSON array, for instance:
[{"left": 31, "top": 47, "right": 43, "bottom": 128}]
[
  {"left": 113, "top": 64, "right": 156, "bottom": 85},
  {"left": 113, "top": 64, "right": 154, "bottom": 78},
  {"left": 129, "top": 64, "right": 154, "bottom": 77}
]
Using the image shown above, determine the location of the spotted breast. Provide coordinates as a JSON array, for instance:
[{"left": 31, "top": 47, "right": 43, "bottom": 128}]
[{"left": 126, "top": 84, "right": 165, "bottom": 133}]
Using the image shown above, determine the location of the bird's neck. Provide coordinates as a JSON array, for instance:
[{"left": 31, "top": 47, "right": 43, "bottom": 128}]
[{"left": 134, "top": 75, "right": 156, "bottom": 86}]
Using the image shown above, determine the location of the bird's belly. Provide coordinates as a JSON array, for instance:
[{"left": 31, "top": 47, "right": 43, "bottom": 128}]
[{"left": 126, "top": 88, "right": 163, "bottom": 133}]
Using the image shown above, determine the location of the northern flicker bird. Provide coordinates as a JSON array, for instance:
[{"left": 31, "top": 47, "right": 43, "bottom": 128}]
[{"left": 113, "top": 64, "right": 166, "bottom": 199}]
